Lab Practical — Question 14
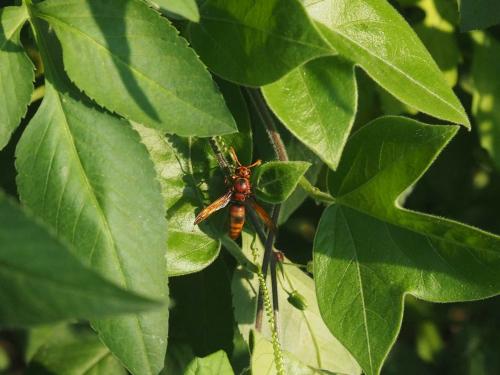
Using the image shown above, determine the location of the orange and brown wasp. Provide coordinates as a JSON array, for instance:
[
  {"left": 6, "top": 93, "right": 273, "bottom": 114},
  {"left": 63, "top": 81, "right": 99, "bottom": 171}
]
[{"left": 194, "top": 148, "right": 274, "bottom": 239}]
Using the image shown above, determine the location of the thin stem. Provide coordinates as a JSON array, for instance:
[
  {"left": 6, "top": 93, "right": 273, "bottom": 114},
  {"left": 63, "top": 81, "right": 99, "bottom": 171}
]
[{"left": 299, "top": 176, "right": 336, "bottom": 204}]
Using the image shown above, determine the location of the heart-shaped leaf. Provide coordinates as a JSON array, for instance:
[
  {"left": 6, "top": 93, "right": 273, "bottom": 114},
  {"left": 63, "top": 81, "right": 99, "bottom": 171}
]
[
  {"left": 186, "top": 0, "right": 333, "bottom": 86},
  {"left": 184, "top": 350, "right": 234, "bottom": 375},
  {"left": 263, "top": 56, "right": 356, "bottom": 170},
  {"left": 304, "top": 0, "right": 469, "bottom": 126},
  {"left": 0, "top": 6, "right": 34, "bottom": 150},
  {"left": 314, "top": 116, "right": 500, "bottom": 375},
  {"left": 16, "top": 82, "right": 169, "bottom": 375},
  {"left": 0, "top": 193, "right": 159, "bottom": 328},
  {"left": 252, "top": 161, "right": 310, "bottom": 204},
  {"left": 32, "top": 0, "right": 236, "bottom": 137}
]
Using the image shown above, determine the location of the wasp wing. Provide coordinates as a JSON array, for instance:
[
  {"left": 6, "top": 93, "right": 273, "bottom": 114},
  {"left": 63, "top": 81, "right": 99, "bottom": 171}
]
[
  {"left": 194, "top": 190, "right": 232, "bottom": 225},
  {"left": 247, "top": 197, "right": 275, "bottom": 232}
]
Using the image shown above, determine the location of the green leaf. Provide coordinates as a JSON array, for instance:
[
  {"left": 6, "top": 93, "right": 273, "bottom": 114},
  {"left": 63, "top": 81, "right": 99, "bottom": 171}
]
[
  {"left": 471, "top": 32, "right": 500, "bottom": 169},
  {"left": 135, "top": 125, "right": 221, "bottom": 276},
  {"left": 0, "top": 6, "right": 34, "bottom": 150},
  {"left": 32, "top": 0, "right": 236, "bottom": 137},
  {"left": 263, "top": 56, "right": 356, "bottom": 170},
  {"left": 149, "top": 0, "right": 200, "bottom": 22},
  {"left": 232, "top": 231, "right": 361, "bottom": 374},
  {"left": 314, "top": 116, "right": 500, "bottom": 375},
  {"left": 253, "top": 161, "right": 310, "bottom": 204},
  {"left": 460, "top": 0, "right": 500, "bottom": 31},
  {"left": 27, "top": 325, "right": 126, "bottom": 375},
  {"left": 184, "top": 350, "right": 234, "bottom": 375},
  {"left": 0, "top": 193, "right": 159, "bottom": 328},
  {"left": 186, "top": 0, "right": 333, "bottom": 86},
  {"left": 304, "top": 0, "right": 469, "bottom": 126},
  {"left": 16, "top": 84, "right": 169, "bottom": 375}
]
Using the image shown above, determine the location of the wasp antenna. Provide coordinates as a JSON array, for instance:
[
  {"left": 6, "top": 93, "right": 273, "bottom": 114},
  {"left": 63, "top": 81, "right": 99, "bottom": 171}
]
[
  {"left": 248, "top": 159, "right": 262, "bottom": 168},
  {"left": 229, "top": 147, "right": 242, "bottom": 166}
]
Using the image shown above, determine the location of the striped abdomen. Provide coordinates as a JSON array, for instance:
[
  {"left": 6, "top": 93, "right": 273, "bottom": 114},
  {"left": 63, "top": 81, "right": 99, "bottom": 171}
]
[{"left": 229, "top": 204, "right": 245, "bottom": 239}]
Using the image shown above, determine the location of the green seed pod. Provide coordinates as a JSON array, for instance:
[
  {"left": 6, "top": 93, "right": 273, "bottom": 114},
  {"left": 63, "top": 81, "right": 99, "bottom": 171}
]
[
  {"left": 306, "top": 260, "right": 313, "bottom": 274},
  {"left": 287, "top": 290, "right": 308, "bottom": 311}
]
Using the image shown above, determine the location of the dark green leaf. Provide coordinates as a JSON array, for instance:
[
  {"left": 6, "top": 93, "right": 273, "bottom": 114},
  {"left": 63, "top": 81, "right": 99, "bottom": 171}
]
[
  {"left": 460, "top": 0, "right": 500, "bottom": 31},
  {"left": 32, "top": 0, "right": 236, "bottom": 137},
  {"left": 184, "top": 350, "right": 234, "bottom": 375},
  {"left": 16, "top": 84, "right": 169, "bottom": 375},
  {"left": 471, "top": 31, "right": 500, "bottom": 169},
  {"left": 253, "top": 161, "right": 310, "bottom": 204},
  {"left": 135, "top": 125, "right": 220, "bottom": 276},
  {"left": 149, "top": 0, "right": 200, "bottom": 22},
  {"left": 186, "top": 0, "right": 333, "bottom": 86},
  {"left": 0, "top": 6, "right": 34, "bottom": 150},
  {"left": 170, "top": 258, "right": 234, "bottom": 358},
  {"left": 314, "top": 116, "right": 500, "bottom": 375},
  {"left": 0, "top": 193, "right": 159, "bottom": 327},
  {"left": 304, "top": 0, "right": 469, "bottom": 126},
  {"left": 263, "top": 56, "right": 356, "bottom": 170}
]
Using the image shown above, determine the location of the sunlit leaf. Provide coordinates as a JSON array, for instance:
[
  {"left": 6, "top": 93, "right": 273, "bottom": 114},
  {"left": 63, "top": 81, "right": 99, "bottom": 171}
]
[
  {"left": 149, "top": 0, "right": 199, "bottom": 22},
  {"left": 33, "top": 0, "right": 236, "bottom": 137},
  {"left": 0, "top": 6, "right": 34, "bottom": 150},
  {"left": 186, "top": 0, "right": 333, "bottom": 86},
  {"left": 184, "top": 350, "right": 234, "bottom": 375},
  {"left": 314, "top": 116, "right": 500, "bottom": 375}
]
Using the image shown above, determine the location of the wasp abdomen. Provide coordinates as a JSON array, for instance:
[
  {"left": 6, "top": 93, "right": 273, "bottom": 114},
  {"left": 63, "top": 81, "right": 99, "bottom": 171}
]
[{"left": 229, "top": 204, "right": 245, "bottom": 239}]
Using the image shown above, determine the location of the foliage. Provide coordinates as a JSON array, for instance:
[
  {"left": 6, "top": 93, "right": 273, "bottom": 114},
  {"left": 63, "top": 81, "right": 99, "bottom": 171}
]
[{"left": 2, "top": 0, "right": 500, "bottom": 374}]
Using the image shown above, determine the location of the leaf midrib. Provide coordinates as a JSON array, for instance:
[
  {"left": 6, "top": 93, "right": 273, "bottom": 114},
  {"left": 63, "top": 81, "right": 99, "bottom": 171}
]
[
  {"left": 35, "top": 12, "right": 234, "bottom": 129},
  {"left": 51, "top": 90, "right": 154, "bottom": 375}
]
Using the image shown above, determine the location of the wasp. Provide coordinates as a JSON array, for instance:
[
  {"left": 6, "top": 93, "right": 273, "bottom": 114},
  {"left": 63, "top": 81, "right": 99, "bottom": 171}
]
[{"left": 194, "top": 148, "right": 274, "bottom": 239}]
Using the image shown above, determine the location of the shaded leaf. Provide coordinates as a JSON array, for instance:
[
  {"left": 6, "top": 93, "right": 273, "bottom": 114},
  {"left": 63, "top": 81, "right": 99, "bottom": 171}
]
[
  {"left": 0, "top": 6, "right": 34, "bottom": 150},
  {"left": 185, "top": 350, "right": 234, "bottom": 375},
  {"left": 471, "top": 31, "right": 500, "bottom": 169},
  {"left": 252, "top": 161, "right": 310, "bottom": 204},
  {"left": 16, "top": 83, "right": 169, "bottom": 375},
  {"left": 460, "top": 0, "right": 500, "bottom": 31},
  {"left": 149, "top": 0, "right": 200, "bottom": 22},
  {"left": 232, "top": 231, "right": 361, "bottom": 374},
  {"left": 263, "top": 56, "right": 356, "bottom": 170},
  {"left": 304, "top": 0, "right": 469, "bottom": 126},
  {"left": 0, "top": 193, "right": 160, "bottom": 328},
  {"left": 33, "top": 0, "right": 236, "bottom": 137},
  {"left": 186, "top": 0, "right": 333, "bottom": 86},
  {"left": 135, "top": 125, "right": 220, "bottom": 276},
  {"left": 314, "top": 116, "right": 500, "bottom": 375},
  {"left": 27, "top": 325, "right": 126, "bottom": 375}
]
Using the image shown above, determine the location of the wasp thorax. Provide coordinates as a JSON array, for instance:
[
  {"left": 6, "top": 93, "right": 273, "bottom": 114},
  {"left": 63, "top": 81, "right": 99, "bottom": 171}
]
[{"left": 234, "top": 178, "right": 249, "bottom": 193}]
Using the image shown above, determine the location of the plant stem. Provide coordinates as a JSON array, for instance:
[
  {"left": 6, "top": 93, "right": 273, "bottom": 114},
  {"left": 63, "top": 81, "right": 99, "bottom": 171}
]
[{"left": 299, "top": 176, "right": 336, "bottom": 204}]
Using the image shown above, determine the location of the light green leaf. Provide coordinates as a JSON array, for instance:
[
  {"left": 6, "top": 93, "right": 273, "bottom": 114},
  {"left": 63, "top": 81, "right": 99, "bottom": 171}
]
[
  {"left": 304, "top": 0, "right": 469, "bottom": 126},
  {"left": 471, "top": 31, "right": 500, "bottom": 169},
  {"left": 250, "top": 331, "right": 327, "bottom": 375},
  {"left": 0, "top": 193, "right": 159, "bottom": 328},
  {"left": 460, "top": 0, "right": 500, "bottom": 31},
  {"left": 253, "top": 161, "right": 311, "bottom": 204},
  {"left": 232, "top": 231, "right": 361, "bottom": 374},
  {"left": 135, "top": 125, "right": 221, "bottom": 276},
  {"left": 32, "top": 0, "right": 236, "bottom": 137},
  {"left": 149, "top": 0, "right": 200, "bottom": 22},
  {"left": 184, "top": 350, "right": 234, "bottom": 375},
  {"left": 0, "top": 6, "right": 34, "bottom": 150},
  {"left": 263, "top": 56, "right": 356, "bottom": 170},
  {"left": 27, "top": 325, "right": 126, "bottom": 375},
  {"left": 16, "top": 84, "right": 169, "bottom": 375},
  {"left": 186, "top": 0, "right": 333, "bottom": 86},
  {"left": 314, "top": 116, "right": 500, "bottom": 375}
]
